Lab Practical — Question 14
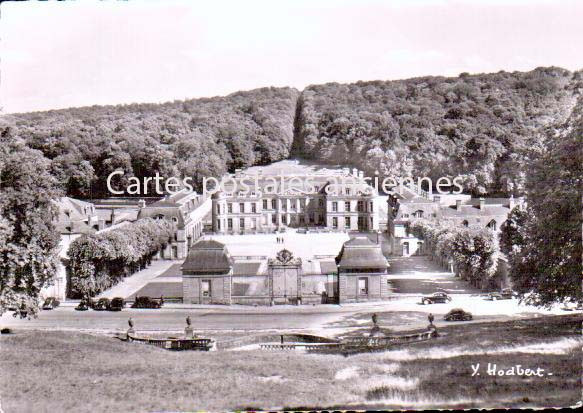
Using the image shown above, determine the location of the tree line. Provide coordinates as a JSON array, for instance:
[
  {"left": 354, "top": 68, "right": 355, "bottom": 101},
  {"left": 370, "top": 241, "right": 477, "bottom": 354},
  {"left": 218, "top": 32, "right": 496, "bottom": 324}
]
[{"left": 67, "top": 218, "right": 175, "bottom": 298}]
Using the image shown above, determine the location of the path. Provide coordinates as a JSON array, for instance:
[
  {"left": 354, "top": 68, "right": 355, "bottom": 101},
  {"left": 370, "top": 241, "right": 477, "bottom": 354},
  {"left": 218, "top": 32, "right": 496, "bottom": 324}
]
[
  {"left": 99, "top": 260, "right": 181, "bottom": 299},
  {"left": 387, "top": 255, "right": 481, "bottom": 294}
]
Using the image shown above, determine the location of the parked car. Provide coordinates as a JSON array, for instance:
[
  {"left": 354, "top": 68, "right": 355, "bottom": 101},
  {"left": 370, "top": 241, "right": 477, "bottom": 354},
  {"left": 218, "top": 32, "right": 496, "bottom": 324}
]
[
  {"left": 109, "top": 297, "right": 125, "bottom": 311},
  {"left": 75, "top": 299, "right": 90, "bottom": 311},
  {"left": 131, "top": 296, "right": 162, "bottom": 309},
  {"left": 42, "top": 297, "right": 60, "bottom": 310},
  {"left": 444, "top": 308, "right": 473, "bottom": 321},
  {"left": 421, "top": 292, "right": 452, "bottom": 304},
  {"left": 488, "top": 288, "right": 516, "bottom": 301},
  {"left": 561, "top": 301, "right": 583, "bottom": 312},
  {"left": 93, "top": 298, "right": 111, "bottom": 311},
  {"left": 12, "top": 304, "right": 28, "bottom": 319}
]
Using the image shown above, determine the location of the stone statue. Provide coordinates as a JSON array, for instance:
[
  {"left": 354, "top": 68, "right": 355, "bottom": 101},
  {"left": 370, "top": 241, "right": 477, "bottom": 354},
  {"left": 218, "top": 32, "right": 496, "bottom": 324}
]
[
  {"left": 127, "top": 317, "right": 135, "bottom": 338},
  {"left": 369, "top": 313, "right": 382, "bottom": 337},
  {"left": 427, "top": 313, "right": 438, "bottom": 336},
  {"left": 185, "top": 315, "right": 194, "bottom": 338}
]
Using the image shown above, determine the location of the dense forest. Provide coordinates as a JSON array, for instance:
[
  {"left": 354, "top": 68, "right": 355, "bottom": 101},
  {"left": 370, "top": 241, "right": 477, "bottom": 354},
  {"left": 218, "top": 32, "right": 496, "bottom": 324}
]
[
  {"left": 1, "top": 67, "right": 581, "bottom": 200},
  {"left": 294, "top": 67, "right": 581, "bottom": 195},
  {"left": 0, "top": 87, "right": 299, "bottom": 198}
]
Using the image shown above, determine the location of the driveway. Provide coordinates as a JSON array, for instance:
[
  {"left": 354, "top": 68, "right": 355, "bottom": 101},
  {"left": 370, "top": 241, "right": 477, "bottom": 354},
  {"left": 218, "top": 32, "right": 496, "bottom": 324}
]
[{"left": 387, "top": 255, "right": 482, "bottom": 294}]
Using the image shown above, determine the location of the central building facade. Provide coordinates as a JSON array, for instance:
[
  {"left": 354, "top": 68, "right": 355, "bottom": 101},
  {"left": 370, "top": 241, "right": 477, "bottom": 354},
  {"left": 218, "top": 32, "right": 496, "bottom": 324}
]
[{"left": 211, "top": 168, "right": 380, "bottom": 234}]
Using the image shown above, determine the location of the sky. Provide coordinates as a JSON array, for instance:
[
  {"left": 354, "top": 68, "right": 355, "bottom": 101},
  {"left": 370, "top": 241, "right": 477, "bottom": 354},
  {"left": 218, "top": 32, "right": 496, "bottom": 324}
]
[{"left": 1, "top": 0, "right": 582, "bottom": 114}]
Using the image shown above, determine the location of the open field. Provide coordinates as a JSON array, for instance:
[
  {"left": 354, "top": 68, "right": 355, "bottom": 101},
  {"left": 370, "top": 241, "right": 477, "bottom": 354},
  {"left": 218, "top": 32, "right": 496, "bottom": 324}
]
[{"left": 1, "top": 315, "right": 580, "bottom": 412}]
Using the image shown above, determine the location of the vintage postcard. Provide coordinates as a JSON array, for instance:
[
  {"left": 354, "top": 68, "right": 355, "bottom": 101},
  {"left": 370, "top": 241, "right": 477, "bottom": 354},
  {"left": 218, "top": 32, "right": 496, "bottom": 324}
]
[{"left": 0, "top": 1, "right": 581, "bottom": 412}]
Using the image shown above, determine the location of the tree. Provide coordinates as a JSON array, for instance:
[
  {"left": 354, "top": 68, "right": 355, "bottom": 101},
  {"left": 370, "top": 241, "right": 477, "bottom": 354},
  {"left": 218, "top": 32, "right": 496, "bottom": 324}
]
[
  {"left": 506, "top": 98, "right": 583, "bottom": 306},
  {"left": 0, "top": 130, "right": 61, "bottom": 317}
]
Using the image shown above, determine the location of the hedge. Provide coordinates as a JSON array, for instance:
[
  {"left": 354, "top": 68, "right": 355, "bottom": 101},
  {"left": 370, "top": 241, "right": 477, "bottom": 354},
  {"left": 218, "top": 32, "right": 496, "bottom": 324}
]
[{"left": 67, "top": 218, "right": 175, "bottom": 298}]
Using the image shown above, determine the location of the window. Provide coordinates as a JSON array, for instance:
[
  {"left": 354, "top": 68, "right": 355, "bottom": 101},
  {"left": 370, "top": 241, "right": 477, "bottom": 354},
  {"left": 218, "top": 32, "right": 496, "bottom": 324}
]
[
  {"left": 345, "top": 187, "right": 351, "bottom": 195},
  {"left": 291, "top": 201, "right": 296, "bottom": 210},
  {"left": 299, "top": 215, "right": 305, "bottom": 225},
  {"left": 357, "top": 201, "right": 364, "bottom": 212},
  {"left": 332, "top": 202, "right": 338, "bottom": 212},
  {"left": 216, "top": 204, "right": 221, "bottom": 214},
  {"left": 228, "top": 218, "right": 233, "bottom": 229},
  {"left": 263, "top": 199, "right": 268, "bottom": 209},
  {"left": 201, "top": 280, "right": 211, "bottom": 297},
  {"left": 272, "top": 214, "right": 276, "bottom": 224},
  {"left": 414, "top": 210, "right": 424, "bottom": 218},
  {"left": 282, "top": 215, "right": 287, "bottom": 225},
  {"left": 239, "top": 218, "right": 245, "bottom": 229},
  {"left": 318, "top": 199, "right": 324, "bottom": 208},
  {"left": 239, "top": 203, "right": 245, "bottom": 213},
  {"left": 252, "top": 203, "right": 257, "bottom": 213},
  {"left": 345, "top": 201, "right": 351, "bottom": 212},
  {"left": 345, "top": 216, "right": 351, "bottom": 228},
  {"left": 487, "top": 220, "right": 497, "bottom": 231},
  {"left": 358, "top": 277, "right": 368, "bottom": 295},
  {"left": 217, "top": 219, "right": 221, "bottom": 230},
  {"left": 228, "top": 203, "right": 233, "bottom": 214},
  {"left": 272, "top": 199, "right": 277, "bottom": 209},
  {"left": 462, "top": 220, "right": 469, "bottom": 227},
  {"left": 332, "top": 217, "right": 338, "bottom": 228}
]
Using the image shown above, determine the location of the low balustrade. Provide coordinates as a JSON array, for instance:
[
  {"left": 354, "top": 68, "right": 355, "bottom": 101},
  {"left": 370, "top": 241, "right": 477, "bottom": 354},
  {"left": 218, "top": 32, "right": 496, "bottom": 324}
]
[{"left": 127, "top": 334, "right": 216, "bottom": 351}]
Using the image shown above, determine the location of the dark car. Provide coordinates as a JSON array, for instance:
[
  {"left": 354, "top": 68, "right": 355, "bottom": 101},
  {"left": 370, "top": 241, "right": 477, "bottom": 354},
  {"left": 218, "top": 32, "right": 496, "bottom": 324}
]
[
  {"left": 109, "top": 297, "right": 125, "bottom": 311},
  {"left": 488, "top": 288, "right": 516, "bottom": 301},
  {"left": 75, "top": 299, "right": 90, "bottom": 311},
  {"left": 12, "top": 304, "right": 28, "bottom": 319},
  {"left": 421, "top": 292, "right": 452, "bottom": 304},
  {"left": 131, "top": 296, "right": 162, "bottom": 309},
  {"left": 42, "top": 297, "right": 60, "bottom": 310},
  {"left": 444, "top": 308, "right": 473, "bottom": 321},
  {"left": 93, "top": 298, "right": 111, "bottom": 311}
]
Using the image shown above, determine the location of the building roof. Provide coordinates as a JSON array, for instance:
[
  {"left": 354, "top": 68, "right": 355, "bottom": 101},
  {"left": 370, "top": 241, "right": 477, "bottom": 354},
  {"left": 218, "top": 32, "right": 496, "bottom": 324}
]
[
  {"left": 232, "top": 261, "right": 263, "bottom": 276},
  {"left": 137, "top": 206, "right": 185, "bottom": 226},
  {"left": 319, "top": 261, "right": 337, "bottom": 274},
  {"left": 181, "top": 240, "right": 232, "bottom": 274},
  {"left": 336, "top": 236, "right": 389, "bottom": 270},
  {"left": 438, "top": 204, "right": 510, "bottom": 218}
]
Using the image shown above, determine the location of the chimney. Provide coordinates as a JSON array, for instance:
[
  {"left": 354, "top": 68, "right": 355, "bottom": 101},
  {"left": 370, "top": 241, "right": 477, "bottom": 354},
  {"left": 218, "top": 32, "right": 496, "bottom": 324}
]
[
  {"left": 352, "top": 168, "right": 358, "bottom": 177},
  {"left": 138, "top": 199, "right": 146, "bottom": 209},
  {"left": 479, "top": 197, "right": 485, "bottom": 210},
  {"left": 456, "top": 199, "right": 462, "bottom": 210}
]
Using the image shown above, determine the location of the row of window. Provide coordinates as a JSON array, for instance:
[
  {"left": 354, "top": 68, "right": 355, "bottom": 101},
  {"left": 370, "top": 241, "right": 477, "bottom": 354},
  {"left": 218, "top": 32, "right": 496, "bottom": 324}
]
[{"left": 217, "top": 199, "right": 375, "bottom": 215}]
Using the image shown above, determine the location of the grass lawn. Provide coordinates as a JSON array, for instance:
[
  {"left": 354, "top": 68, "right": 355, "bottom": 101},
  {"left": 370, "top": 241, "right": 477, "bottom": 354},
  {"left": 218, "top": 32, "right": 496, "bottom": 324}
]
[{"left": 0, "top": 315, "right": 581, "bottom": 412}]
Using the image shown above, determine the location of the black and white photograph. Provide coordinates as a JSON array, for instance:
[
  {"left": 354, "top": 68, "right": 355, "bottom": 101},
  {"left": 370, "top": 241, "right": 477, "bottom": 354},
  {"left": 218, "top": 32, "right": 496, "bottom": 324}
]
[{"left": 0, "top": 0, "right": 581, "bottom": 411}]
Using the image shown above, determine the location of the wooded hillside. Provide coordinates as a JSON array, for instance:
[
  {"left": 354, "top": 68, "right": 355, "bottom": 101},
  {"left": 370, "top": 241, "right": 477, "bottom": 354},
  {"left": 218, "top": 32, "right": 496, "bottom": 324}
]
[
  {"left": 1, "top": 87, "right": 299, "bottom": 198},
  {"left": 294, "top": 67, "right": 581, "bottom": 195}
]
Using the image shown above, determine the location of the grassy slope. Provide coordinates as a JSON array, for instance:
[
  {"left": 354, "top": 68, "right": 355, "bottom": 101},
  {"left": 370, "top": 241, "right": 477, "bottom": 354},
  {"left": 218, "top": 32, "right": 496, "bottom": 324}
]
[{"left": 0, "top": 315, "right": 580, "bottom": 412}]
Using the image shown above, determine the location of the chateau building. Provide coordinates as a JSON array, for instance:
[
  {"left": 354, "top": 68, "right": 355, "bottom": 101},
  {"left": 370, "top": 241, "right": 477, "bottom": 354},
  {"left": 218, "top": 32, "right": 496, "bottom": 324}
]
[
  {"left": 181, "top": 237, "right": 391, "bottom": 305},
  {"left": 211, "top": 168, "right": 379, "bottom": 234},
  {"left": 387, "top": 185, "right": 524, "bottom": 257},
  {"left": 137, "top": 189, "right": 211, "bottom": 259}
]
